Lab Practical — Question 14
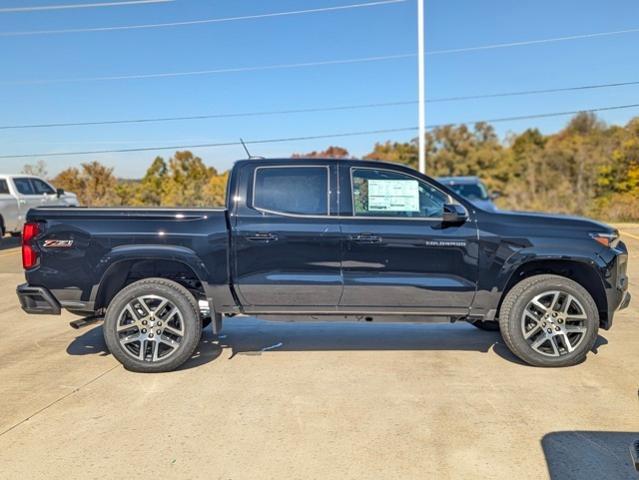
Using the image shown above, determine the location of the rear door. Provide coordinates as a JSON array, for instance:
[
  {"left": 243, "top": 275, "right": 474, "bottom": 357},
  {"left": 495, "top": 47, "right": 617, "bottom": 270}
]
[
  {"left": 338, "top": 165, "right": 479, "bottom": 314},
  {"left": 232, "top": 163, "right": 342, "bottom": 310}
]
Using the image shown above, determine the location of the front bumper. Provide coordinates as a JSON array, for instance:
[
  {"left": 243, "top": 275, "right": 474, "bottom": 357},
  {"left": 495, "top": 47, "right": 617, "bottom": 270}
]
[
  {"left": 601, "top": 241, "right": 630, "bottom": 329},
  {"left": 17, "top": 284, "right": 61, "bottom": 315}
]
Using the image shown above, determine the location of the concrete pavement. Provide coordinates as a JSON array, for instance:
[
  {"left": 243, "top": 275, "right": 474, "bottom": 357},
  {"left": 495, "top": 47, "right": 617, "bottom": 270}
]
[{"left": 0, "top": 231, "right": 637, "bottom": 479}]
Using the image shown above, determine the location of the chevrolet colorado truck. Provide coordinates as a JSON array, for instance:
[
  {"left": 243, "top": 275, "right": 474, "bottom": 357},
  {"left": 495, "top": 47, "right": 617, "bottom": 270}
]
[{"left": 17, "top": 159, "right": 630, "bottom": 372}]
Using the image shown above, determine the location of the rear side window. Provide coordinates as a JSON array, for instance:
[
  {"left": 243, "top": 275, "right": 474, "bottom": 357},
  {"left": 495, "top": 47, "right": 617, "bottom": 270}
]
[
  {"left": 0, "top": 180, "right": 8, "bottom": 195},
  {"left": 253, "top": 166, "right": 329, "bottom": 216},
  {"left": 13, "top": 178, "right": 35, "bottom": 195}
]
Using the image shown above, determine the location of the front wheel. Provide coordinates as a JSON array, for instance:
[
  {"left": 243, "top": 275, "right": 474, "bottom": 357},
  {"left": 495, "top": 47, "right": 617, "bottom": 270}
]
[
  {"left": 499, "top": 274, "right": 599, "bottom": 367},
  {"left": 103, "top": 278, "right": 202, "bottom": 373}
]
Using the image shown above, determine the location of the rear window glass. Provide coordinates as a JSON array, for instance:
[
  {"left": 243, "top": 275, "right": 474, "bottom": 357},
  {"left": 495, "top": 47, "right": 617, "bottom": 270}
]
[
  {"left": 253, "top": 167, "right": 328, "bottom": 216},
  {"left": 13, "top": 178, "right": 34, "bottom": 195},
  {"left": 0, "top": 180, "right": 8, "bottom": 195}
]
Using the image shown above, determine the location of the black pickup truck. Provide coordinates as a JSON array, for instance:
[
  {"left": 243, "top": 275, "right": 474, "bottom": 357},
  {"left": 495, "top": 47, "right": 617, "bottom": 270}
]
[{"left": 17, "top": 159, "right": 630, "bottom": 372}]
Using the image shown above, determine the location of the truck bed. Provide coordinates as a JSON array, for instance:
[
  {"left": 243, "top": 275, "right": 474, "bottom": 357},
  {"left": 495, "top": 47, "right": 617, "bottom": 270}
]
[{"left": 24, "top": 206, "right": 233, "bottom": 314}]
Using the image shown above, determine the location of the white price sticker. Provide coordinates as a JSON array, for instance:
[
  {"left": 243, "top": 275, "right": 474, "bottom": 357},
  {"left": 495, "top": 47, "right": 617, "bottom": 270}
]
[{"left": 368, "top": 179, "right": 419, "bottom": 212}]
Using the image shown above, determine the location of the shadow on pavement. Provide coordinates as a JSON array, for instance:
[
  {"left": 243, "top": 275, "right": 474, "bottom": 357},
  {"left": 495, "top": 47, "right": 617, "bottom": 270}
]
[
  {"left": 542, "top": 431, "right": 639, "bottom": 480},
  {"left": 66, "top": 323, "right": 223, "bottom": 371},
  {"left": 0, "top": 236, "right": 20, "bottom": 251},
  {"left": 65, "top": 317, "right": 609, "bottom": 369}
]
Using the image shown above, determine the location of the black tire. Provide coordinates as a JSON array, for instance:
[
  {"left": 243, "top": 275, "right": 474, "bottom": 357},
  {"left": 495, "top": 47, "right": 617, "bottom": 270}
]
[
  {"left": 471, "top": 320, "right": 500, "bottom": 331},
  {"left": 499, "top": 274, "right": 599, "bottom": 367},
  {"left": 103, "top": 278, "right": 202, "bottom": 373}
]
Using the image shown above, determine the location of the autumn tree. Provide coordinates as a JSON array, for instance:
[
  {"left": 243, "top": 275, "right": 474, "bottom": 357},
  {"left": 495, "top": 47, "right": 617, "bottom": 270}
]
[
  {"left": 364, "top": 141, "right": 418, "bottom": 168},
  {"left": 162, "top": 151, "right": 218, "bottom": 207},
  {"left": 21, "top": 160, "right": 48, "bottom": 178},
  {"left": 136, "top": 156, "right": 167, "bottom": 206},
  {"left": 52, "top": 161, "right": 117, "bottom": 206},
  {"left": 292, "top": 146, "right": 350, "bottom": 158}
]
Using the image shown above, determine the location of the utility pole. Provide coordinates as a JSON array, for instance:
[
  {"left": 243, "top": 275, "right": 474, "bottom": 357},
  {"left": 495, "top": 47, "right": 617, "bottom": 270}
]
[{"left": 417, "top": 0, "right": 426, "bottom": 174}]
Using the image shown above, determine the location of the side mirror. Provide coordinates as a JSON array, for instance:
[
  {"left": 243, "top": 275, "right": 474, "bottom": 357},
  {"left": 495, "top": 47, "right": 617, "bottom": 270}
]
[
  {"left": 490, "top": 191, "right": 501, "bottom": 200},
  {"left": 442, "top": 203, "right": 468, "bottom": 224},
  {"left": 56, "top": 188, "right": 65, "bottom": 198}
]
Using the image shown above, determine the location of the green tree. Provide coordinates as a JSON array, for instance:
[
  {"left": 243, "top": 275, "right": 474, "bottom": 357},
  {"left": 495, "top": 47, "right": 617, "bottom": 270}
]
[
  {"left": 136, "top": 156, "right": 167, "bottom": 206},
  {"left": 162, "top": 151, "right": 217, "bottom": 207}
]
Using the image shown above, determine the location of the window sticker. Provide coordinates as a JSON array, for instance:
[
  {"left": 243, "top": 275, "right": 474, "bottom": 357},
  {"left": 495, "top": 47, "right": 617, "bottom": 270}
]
[{"left": 367, "top": 179, "right": 419, "bottom": 212}]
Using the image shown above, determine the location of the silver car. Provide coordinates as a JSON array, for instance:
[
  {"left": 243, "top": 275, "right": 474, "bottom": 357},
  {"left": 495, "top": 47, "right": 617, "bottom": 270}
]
[{"left": 0, "top": 175, "right": 78, "bottom": 236}]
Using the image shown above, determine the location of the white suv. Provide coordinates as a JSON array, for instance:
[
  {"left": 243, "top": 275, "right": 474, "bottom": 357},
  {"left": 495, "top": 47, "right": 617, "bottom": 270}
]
[{"left": 0, "top": 175, "right": 79, "bottom": 236}]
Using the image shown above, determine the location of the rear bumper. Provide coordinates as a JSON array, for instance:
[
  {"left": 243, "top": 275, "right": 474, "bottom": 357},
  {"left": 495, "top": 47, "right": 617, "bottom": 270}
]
[{"left": 17, "top": 284, "right": 61, "bottom": 315}]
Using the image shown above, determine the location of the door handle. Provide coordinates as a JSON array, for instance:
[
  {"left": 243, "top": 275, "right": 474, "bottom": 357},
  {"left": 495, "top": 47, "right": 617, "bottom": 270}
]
[
  {"left": 350, "top": 234, "right": 382, "bottom": 244},
  {"left": 247, "top": 232, "right": 279, "bottom": 242}
]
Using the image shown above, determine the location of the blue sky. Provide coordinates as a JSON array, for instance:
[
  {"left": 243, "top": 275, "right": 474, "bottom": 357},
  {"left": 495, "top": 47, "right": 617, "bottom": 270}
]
[{"left": 1, "top": 0, "right": 638, "bottom": 177}]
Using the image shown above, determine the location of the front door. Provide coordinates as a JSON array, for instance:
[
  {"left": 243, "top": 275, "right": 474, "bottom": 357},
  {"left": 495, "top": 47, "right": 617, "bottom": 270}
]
[
  {"left": 339, "top": 166, "right": 479, "bottom": 314},
  {"left": 232, "top": 164, "right": 342, "bottom": 311}
]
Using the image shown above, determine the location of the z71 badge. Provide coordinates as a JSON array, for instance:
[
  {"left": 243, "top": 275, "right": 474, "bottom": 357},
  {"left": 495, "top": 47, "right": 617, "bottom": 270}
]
[{"left": 43, "top": 239, "right": 74, "bottom": 248}]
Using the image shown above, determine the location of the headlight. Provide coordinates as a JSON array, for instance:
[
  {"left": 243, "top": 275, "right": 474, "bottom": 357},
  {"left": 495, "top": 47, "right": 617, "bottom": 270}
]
[{"left": 590, "top": 231, "right": 619, "bottom": 247}]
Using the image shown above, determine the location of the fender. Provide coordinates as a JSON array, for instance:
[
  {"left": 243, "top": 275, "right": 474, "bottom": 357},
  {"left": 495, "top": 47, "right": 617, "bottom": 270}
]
[
  {"left": 471, "top": 246, "right": 608, "bottom": 321},
  {"left": 91, "top": 244, "right": 213, "bottom": 309}
]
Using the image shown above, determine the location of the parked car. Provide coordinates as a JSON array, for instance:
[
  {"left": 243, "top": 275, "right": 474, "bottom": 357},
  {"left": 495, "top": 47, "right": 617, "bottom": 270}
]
[
  {"left": 17, "top": 159, "right": 629, "bottom": 372},
  {"left": 437, "top": 176, "right": 499, "bottom": 211},
  {"left": 0, "top": 175, "right": 78, "bottom": 237}
]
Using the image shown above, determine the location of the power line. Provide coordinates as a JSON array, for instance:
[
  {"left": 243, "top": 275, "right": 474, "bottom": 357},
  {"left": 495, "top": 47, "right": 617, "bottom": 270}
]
[
  {"left": 426, "top": 27, "right": 639, "bottom": 55},
  {"left": 5, "top": 78, "right": 639, "bottom": 129},
  {"left": 0, "top": 100, "right": 417, "bottom": 130},
  {"left": 0, "top": 0, "right": 406, "bottom": 37},
  {"left": 427, "top": 80, "right": 639, "bottom": 103},
  {"left": 0, "top": 127, "right": 418, "bottom": 159},
  {"left": 4, "top": 103, "right": 639, "bottom": 160},
  {"left": 0, "top": 53, "right": 416, "bottom": 85},
  {"left": 0, "top": 0, "right": 173, "bottom": 13},
  {"left": 440, "top": 103, "right": 639, "bottom": 127}
]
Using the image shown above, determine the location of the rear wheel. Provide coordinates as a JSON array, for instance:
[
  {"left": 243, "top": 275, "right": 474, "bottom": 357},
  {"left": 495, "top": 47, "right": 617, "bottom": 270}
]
[
  {"left": 103, "top": 278, "right": 202, "bottom": 373},
  {"left": 499, "top": 274, "right": 599, "bottom": 367}
]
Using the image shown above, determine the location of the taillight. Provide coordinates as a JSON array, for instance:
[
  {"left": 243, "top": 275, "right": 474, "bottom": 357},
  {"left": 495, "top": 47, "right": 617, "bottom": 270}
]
[{"left": 22, "top": 222, "right": 40, "bottom": 270}]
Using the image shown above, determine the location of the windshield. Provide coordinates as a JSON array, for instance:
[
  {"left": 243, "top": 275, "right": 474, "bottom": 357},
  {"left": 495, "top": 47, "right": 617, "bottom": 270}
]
[{"left": 447, "top": 182, "right": 489, "bottom": 201}]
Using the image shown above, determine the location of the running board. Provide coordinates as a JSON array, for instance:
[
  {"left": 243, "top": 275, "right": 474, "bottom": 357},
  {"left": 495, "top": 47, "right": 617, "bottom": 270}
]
[{"left": 69, "top": 316, "right": 102, "bottom": 330}]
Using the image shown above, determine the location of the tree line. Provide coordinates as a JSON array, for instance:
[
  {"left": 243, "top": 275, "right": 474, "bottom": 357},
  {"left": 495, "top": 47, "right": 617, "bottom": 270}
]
[{"left": 24, "top": 112, "right": 639, "bottom": 220}]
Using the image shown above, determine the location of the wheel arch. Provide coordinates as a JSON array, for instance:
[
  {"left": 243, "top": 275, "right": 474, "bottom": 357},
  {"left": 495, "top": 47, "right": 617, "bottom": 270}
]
[
  {"left": 498, "top": 259, "right": 608, "bottom": 327},
  {"left": 93, "top": 247, "right": 212, "bottom": 312}
]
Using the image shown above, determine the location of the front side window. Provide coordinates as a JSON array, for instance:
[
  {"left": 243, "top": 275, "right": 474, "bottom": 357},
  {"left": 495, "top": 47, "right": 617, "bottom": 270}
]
[
  {"left": 352, "top": 168, "right": 448, "bottom": 218},
  {"left": 253, "top": 166, "right": 329, "bottom": 216},
  {"left": 13, "top": 178, "right": 35, "bottom": 195},
  {"left": 32, "top": 179, "right": 55, "bottom": 195}
]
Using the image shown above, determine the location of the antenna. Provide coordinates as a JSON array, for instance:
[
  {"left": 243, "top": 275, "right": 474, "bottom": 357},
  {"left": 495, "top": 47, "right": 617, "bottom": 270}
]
[
  {"left": 239, "top": 138, "right": 251, "bottom": 159},
  {"left": 239, "top": 138, "right": 264, "bottom": 159}
]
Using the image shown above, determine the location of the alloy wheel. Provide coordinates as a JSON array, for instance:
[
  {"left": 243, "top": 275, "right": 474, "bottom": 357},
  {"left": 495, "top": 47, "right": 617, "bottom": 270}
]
[
  {"left": 520, "top": 290, "right": 588, "bottom": 357},
  {"left": 116, "top": 295, "right": 185, "bottom": 362}
]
